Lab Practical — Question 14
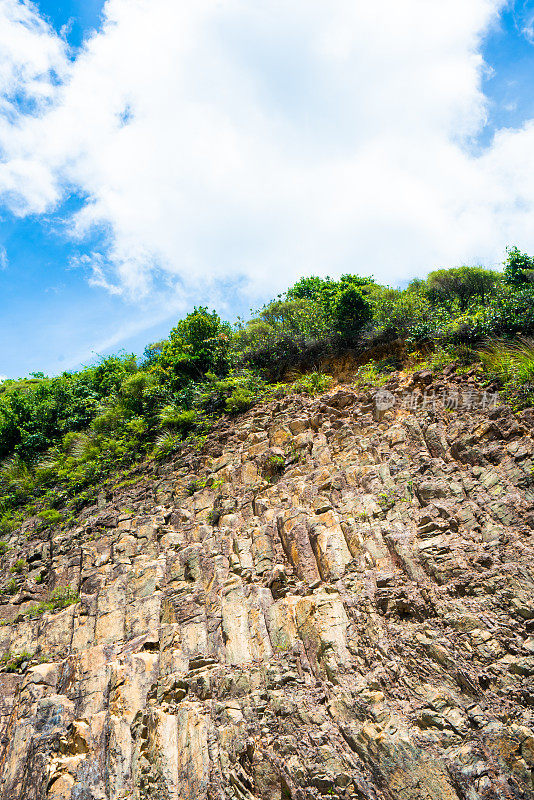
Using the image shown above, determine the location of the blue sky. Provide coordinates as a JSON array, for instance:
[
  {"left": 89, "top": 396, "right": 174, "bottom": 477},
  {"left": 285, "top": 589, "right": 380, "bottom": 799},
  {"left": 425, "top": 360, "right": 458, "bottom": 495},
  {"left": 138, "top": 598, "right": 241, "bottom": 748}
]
[
  {"left": 34, "top": 0, "right": 103, "bottom": 49},
  {"left": 1, "top": 0, "right": 534, "bottom": 379},
  {"left": 481, "top": 2, "right": 534, "bottom": 138}
]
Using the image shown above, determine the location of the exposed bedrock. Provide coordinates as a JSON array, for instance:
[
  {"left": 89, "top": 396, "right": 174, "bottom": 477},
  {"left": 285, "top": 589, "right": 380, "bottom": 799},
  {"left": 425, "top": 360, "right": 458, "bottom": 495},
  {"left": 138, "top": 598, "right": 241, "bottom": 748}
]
[{"left": 0, "top": 376, "right": 533, "bottom": 799}]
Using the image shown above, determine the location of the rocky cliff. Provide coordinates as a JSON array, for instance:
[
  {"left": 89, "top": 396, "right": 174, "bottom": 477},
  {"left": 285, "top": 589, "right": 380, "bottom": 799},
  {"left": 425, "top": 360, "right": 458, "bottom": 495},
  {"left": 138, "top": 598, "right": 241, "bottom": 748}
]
[{"left": 0, "top": 369, "right": 533, "bottom": 800}]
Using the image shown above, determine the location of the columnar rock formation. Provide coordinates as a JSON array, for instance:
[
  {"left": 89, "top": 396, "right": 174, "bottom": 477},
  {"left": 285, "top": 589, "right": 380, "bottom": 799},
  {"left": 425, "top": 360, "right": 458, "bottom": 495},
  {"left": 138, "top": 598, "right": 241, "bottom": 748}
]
[{"left": 0, "top": 371, "right": 533, "bottom": 799}]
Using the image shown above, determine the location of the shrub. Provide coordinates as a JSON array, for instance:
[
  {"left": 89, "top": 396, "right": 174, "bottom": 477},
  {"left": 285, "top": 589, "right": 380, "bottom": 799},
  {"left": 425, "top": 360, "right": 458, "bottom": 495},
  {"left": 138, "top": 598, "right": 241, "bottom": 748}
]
[
  {"left": 25, "top": 586, "right": 80, "bottom": 619},
  {"left": 287, "top": 274, "right": 374, "bottom": 306},
  {"left": 334, "top": 287, "right": 372, "bottom": 341},
  {"left": 0, "top": 354, "right": 137, "bottom": 465},
  {"left": 154, "top": 307, "right": 231, "bottom": 392},
  {"left": 236, "top": 275, "right": 373, "bottom": 370},
  {"left": 503, "top": 246, "right": 534, "bottom": 287},
  {"left": 186, "top": 478, "right": 206, "bottom": 495},
  {"left": 0, "top": 651, "right": 33, "bottom": 673},
  {"left": 199, "top": 371, "right": 270, "bottom": 415},
  {"left": 141, "top": 341, "right": 166, "bottom": 368},
  {"left": 353, "top": 361, "right": 390, "bottom": 387},
  {"left": 159, "top": 406, "right": 200, "bottom": 434},
  {"left": 120, "top": 372, "right": 153, "bottom": 400},
  {"left": 375, "top": 355, "right": 403, "bottom": 373},
  {"left": 367, "top": 284, "right": 436, "bottom": 337},
  {"left": 263, "top": 455, "right": 285, "bottom": 481},
  {"left": 234, "top": 298, "right": 330, "bottom": 370},
  {"left": 426, "top": 266, "right": 502, "bottom": 311},
  {"left": 10, "top": 558, "right": 26, "bottom": 574},
  {"left": 450, "top": 286, "right": 534, "bottom": 343},
  {"left": 38, "top": 509, "right": 63, "bottom": 527},
  {"left": 225, "top": 388, "right": 254, "bottom": 414},
  {"left": 91, "top": 407, "right": 125, "bottom": 434},
  {"left": 292, "top": 372, "right": 333, "bottom": 396},
  {"left": 417, "top": 345, "right": 477, "bottom": 372},
  {"left": 254, "top": 299, "right": 326, "bottom": 338}
]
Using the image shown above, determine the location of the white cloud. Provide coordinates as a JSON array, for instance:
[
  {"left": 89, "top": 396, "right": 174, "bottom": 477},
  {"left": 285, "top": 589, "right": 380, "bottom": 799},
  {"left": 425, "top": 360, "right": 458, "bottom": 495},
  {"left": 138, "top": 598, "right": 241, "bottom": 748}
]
[
  {"left": 520, "top": 7, "right": 534, "bottom": 42},
  {"left": 2, "top": 0, "right": 534, "bottom": 319},
  {"left": 0, "top": 246, "right": 7, "bottom": 270},
  {"left": 0, "top": 0, "right": 67, "bottom": 213},
  {"left": 0, "top": 0, "right": 66, "bottom": 101}
]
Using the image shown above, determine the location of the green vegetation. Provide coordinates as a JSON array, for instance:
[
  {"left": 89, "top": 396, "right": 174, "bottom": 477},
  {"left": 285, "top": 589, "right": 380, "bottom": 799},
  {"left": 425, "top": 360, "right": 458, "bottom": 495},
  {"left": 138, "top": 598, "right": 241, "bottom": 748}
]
[
  {"left": 479, "top": 338, "right": 534, "bottom": 410},
  {"left": 187, "top": 478, "right": 207, "bottom": 496},
  {"left": 503, "top": 246, "right": 534, "bottom": 288},
  {"left": 0, "top": 651, "right": 33, "bottom": 673},
  {"left": 263, "top": 455, "right": 286, "bottom": 482},
  {"left": 2, "top": 249, "right": 534, "bottom": 537},
  {"left": 37, "top": 509, "right": 63, "bottom": 526},
  {"left": 10, "top": 558, "right": 26, "bottom": 575},
  {"left": 479, "top": 338, "right": 534, "bottom": 385},
  {"left": 24, "top": 587, "right": 80, "bottom": 620},
  {"left": 291, "top": 372, "right": 333, "bottom": 396},
  {"left": 425, "top": 266, "right": 502, "bottom": 311},
  {"left": 353, "top": 361, "right": 391, "bottom": 387}
]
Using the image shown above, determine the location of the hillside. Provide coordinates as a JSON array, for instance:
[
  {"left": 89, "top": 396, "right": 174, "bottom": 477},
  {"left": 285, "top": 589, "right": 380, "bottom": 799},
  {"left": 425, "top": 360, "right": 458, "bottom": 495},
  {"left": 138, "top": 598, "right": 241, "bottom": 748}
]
[
  {"left": 0, "top": 363, "right": 533, "bottom": 799},
  {"left": 2, "top": 251, "right": 534, "bottom": 545},
  {"left": 1, "top": 255, "right": 534, "bottom": 798}
]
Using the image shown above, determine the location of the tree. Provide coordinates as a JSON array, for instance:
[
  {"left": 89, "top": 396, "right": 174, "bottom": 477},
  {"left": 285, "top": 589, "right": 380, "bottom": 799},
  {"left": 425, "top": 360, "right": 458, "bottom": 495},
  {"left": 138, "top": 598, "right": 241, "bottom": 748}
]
[
  {"left": 287, "top": 274, "right": 374, "bottom": 307},
  {"left": 503, "top": 246, "right": 534, "bottom": 288},
  {"left": 154, "top": 308, "right": 231, "bottom": 392},
  {"left": 334, "top": 287, "right": 372, "bottom": 341},
  {"left": 426, "top": 266, "right": 501, "bottom": 311},
  {"left": 141, "top": 341, "right": 166, "bottom": 368}
]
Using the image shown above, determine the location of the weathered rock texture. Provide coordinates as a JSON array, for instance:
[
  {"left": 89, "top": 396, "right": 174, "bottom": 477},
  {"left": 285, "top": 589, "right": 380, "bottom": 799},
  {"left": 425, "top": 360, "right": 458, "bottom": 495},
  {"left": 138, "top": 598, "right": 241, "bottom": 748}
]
[{"left": 0, "top": 371, "right": 533, "bottom": 799}]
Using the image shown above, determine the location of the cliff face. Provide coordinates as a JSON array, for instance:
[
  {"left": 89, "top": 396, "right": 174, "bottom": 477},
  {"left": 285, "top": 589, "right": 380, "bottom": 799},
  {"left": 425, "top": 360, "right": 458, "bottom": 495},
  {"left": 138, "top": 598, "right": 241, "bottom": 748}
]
[{"left": 0, "top": 370, "right": 533, "bottom": 800}]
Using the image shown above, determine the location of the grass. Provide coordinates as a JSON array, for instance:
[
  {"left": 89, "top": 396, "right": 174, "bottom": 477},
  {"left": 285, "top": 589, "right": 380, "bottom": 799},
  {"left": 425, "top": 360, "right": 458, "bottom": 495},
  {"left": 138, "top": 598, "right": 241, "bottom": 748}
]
[
  {"left": 25, "top": 586, "right": 80, "bottom": 620},
  {"left": 113, "top": 476, "right": 141, "bottom": 491},
  {"left": 407, "top": 344, "right": 478, "bottom": 374},
  {"left": 479, "top": 338, "right": 534, "bottom": 410},
  {"left": 353, "top": 361, "right": 390, "bottom": 387},
  {"left": 291, "top": 371, "right": 333, "bottom": 395},
  {"left": 38, "top": 509, "right": 63, "bottom": 526},
  {"left": 263, "top": 455, "right": 286, "bottom": 482},
  {"left": 0, "top": 651, "right": 33, "bottom": 673},
  {"left": 0, "top": 651, "right": 49, "bottom": 672},
  {"left": 186, "top": 478, "right": 207, "bottom": 495},
  {"left": 479, "top": 338, "right": 534, "bottom": 385},
  {"left": 207, "top": 509, "right": 220, "bottom": 526}
]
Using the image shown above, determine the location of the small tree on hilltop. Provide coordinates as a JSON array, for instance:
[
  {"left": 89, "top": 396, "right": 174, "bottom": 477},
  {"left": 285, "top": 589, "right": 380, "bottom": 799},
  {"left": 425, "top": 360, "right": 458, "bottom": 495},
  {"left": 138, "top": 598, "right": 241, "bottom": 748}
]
[
  {"left": 426, "top": 266, "right": 501, "bottom": 311},
  {"left": 334, "top": 287, "right": 372, "bottom": 342},
  {"left": 154, "top": 308, "right": 231, "bottom": 392},
  {"left": 504, "top": 246, "right": 534, "bottom": 288}
]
